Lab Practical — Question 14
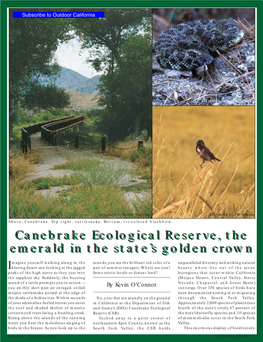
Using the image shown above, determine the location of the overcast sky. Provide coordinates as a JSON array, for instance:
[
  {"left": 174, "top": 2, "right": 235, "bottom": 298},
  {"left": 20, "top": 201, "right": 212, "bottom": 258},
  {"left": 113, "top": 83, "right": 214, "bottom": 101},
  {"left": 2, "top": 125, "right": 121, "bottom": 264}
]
[{"left": 54, "top": 38, "right": 102, "bottom": 78}]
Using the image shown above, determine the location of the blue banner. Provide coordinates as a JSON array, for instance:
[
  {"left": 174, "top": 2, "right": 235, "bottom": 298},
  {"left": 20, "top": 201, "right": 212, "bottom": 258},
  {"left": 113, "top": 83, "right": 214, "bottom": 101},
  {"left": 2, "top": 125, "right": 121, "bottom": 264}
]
[{"left": 13, "top": 11, "right": 104, "bottom": 18}]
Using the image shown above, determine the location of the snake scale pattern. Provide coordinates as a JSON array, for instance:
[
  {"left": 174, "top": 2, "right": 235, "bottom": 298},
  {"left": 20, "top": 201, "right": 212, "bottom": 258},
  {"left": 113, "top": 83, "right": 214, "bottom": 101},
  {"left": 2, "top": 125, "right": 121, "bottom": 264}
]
[{"left": 154, "top": 18, "right": 245, "bottom": 71}]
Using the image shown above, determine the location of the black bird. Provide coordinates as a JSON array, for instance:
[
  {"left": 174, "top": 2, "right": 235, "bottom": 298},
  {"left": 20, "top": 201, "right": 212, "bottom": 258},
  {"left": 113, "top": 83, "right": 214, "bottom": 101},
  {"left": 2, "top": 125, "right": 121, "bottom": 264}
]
[{"left": 196, "top": 140, "right": 221, "bottom": 168}]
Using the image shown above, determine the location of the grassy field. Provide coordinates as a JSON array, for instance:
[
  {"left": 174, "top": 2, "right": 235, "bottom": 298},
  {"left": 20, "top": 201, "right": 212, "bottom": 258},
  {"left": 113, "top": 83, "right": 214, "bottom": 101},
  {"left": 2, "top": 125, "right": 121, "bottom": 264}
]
[
  {"left": 10, "top": 180, "right": 151, "bottom": 219},
  {"left": 105, "top": 140, "right": 152, "bottom": 181},
  {"left": 9, "top": 141, "right": 152, "bottom": 219},
  {"left": 153, "top": 106, "right": 255, "bottom": 218}
]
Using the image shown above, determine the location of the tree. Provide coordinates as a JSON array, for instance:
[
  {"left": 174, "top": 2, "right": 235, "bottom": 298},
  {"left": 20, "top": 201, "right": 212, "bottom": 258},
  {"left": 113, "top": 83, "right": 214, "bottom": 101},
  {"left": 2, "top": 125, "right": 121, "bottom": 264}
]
[
  {"left": 20, "top": 83, "right": 70, "bottom": 111},
  {"left": 73, "top": 9, "right": 150, "bottom": 73},
  {"left": 96, "top": 34, "right": 152, "bottom": 141},
  {"left": 9, "top": 9, "right": 71, "bottom": 132},
  {"left": 117, "top": 33, "right": 152, "bottom": 138},
  {"left": 73, "top": 9, "right": 152, "bottom": 141}
]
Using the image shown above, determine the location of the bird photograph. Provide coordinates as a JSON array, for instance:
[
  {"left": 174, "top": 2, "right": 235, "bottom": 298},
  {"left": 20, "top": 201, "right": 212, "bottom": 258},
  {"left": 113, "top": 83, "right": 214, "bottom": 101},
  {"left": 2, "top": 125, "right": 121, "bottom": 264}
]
[
  {"left": 196, "top": 140, "right": 221, "bottom": 167},
  {"left": 152, "top": 106, "right": 255, "bottom": 219}
]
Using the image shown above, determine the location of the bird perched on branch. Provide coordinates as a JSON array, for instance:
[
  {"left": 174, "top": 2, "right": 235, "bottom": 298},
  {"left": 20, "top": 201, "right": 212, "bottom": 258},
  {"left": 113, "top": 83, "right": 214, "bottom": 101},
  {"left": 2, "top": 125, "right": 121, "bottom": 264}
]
[{"left": 196, "top": 140, "right": 221, "bottom": 168}]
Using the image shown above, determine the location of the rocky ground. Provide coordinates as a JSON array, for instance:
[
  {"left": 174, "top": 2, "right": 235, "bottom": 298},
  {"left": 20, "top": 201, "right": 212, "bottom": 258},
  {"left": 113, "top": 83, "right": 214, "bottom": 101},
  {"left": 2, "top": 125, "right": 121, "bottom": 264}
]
[{"left": 152, "top": 28, "right": 255, "bottom": 106}]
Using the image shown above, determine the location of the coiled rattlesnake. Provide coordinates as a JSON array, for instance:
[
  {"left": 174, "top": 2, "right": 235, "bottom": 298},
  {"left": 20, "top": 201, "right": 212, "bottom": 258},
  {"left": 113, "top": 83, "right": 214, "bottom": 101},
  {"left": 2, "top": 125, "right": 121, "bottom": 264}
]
[{"left": 154, "top": 18, "right": 244, "bottom": 71}]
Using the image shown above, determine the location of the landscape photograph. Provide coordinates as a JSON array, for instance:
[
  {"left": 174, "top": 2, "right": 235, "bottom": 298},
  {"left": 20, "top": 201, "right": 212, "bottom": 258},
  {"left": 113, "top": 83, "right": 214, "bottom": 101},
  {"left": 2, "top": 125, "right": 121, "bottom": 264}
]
[{"left": 9, "top": 8, "right": 152, "bottom": 219}]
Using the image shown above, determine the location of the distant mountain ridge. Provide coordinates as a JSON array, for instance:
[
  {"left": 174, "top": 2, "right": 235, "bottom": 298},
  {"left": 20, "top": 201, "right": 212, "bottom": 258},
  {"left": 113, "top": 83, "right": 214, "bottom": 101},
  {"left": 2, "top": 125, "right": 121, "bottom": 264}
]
[{"left": 38, "top": 67, "right": 101, "bottom": 95}]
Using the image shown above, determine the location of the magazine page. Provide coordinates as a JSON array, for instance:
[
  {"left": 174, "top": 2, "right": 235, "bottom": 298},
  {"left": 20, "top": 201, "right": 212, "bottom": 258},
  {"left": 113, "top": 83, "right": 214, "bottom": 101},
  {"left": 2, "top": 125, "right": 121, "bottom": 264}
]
[{"left": 1, "top": 1, "right": 259, "bottom": 341}]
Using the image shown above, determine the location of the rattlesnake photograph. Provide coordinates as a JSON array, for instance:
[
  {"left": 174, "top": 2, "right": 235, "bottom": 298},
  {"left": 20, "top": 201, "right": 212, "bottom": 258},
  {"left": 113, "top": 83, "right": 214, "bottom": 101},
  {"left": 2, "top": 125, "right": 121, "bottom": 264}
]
[
  {"left": 154, "top": 18, "right": 245, "bottom": 72},
  {"left": 152, "top": 8, "right": 255, "bottom": 106}
]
